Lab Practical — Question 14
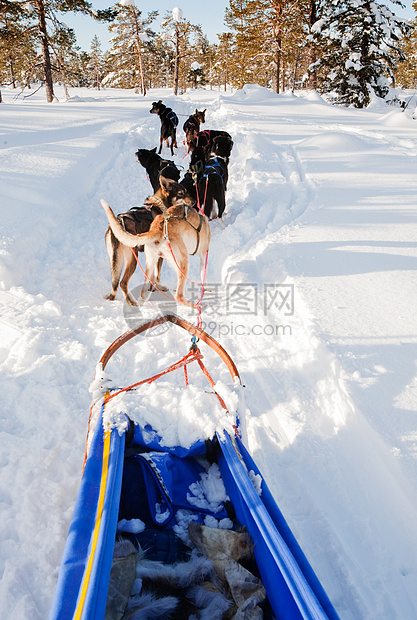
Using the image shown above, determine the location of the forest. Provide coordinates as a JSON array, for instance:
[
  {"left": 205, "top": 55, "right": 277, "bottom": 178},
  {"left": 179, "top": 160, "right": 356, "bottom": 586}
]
[{"left": 1, "top": 0, "right": 417, "bottom": 107}]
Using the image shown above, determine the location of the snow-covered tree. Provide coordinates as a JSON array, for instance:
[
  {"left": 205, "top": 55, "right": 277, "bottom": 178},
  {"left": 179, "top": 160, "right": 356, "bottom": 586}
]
[
  {"left": 310, "top": 0, "right": 409, "bottom": 107},
  {"left": 225, "top": 0, "right": 308, "bottom": 92},
  {"left": 87, "top": 35, "right": 105, "bottom": 90},
  {"left": 105, "top": 1, "right": 157, "bottom": 94},
  {"left": 211, "top": 33, "right": 233, "bottom": 91},
  {"left": 395, "top": 4, "right": 417, "bottom": 88},
  {"left": 0, "top": 1, "right": 38, "bottom": 93},
  {"left": 160, "top": 10, "right": 205, "bottom": 94},
  {"left": 1, "top": 1, "right": 115, "bottom": 102}
]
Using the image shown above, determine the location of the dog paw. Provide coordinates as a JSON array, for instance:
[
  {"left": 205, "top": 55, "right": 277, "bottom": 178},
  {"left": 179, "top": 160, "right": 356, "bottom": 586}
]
[
  {"left": 125, "top": 297, "right": 139, "bottom": 306},
  {"left": 105, "top": 293, "right": 116, "bottom": 301}
]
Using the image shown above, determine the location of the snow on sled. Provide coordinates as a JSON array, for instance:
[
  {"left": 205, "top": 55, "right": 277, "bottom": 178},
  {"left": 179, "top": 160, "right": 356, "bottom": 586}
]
[{"left": 49, "top": 314, "right": 340, "bottom": 620}]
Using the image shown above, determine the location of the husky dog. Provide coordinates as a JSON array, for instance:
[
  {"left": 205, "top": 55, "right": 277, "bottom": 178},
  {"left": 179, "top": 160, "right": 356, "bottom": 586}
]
[
  {"left": 102, "top": 177, "right": 209, "bottom": 305},
  {"left": 197, "top": 135, "right": 234, "bottom": 221},
  {"left": 135, "top": 147, "right": 181, "bottom": 193},
  {"left": 183, "top": 109, "right": 207, "bottom": 147},
  {"left": 150, "top": 100, "right": 179, "bottom": 156}
]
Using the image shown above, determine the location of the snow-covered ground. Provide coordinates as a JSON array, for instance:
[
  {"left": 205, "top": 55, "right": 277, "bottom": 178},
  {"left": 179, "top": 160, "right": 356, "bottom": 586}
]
[{"left": 1, "top": 84, "right": 417, "bottom": 619}]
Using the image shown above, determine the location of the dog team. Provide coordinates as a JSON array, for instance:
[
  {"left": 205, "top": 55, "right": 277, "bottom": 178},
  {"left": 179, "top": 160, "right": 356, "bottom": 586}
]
[{"left": 101, "top": 99, "right": 234, "bottom": 307}]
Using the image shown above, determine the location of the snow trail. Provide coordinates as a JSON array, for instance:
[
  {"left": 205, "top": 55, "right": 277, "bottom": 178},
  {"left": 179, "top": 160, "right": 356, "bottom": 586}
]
[{"left": 2, "top": 86, "right": 417, "bottom": 619}]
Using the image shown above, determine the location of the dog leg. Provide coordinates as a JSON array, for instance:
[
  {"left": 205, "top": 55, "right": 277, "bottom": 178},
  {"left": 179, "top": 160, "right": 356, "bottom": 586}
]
[
  {"left": 158, "top": 135, "right": 163, "bottom": 154},
  {"left": 167, "top": 240, "right": 189, "bottom": 304},
  {"left": 105, "top": 229, "right": 123, "bottom": 301},
  {"left": 154, "top": 257, "right": 168, "bottom": 291},
  {"left": 204, "top": 194, "right": 214, "bottom": 220},
  {"left": 140, "top": 249, "right": 160, "bottom": 301},
  {"left": 217, "top": 192, "right": 226, "bottom": 220},
  {"left": 120, "top": 251, "right": 139, "bottom": 306}
]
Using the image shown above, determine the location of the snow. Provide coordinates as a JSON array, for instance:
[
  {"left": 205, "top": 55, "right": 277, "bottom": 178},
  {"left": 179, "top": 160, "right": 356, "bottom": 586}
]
[
  {"left": 172, "top": 6, "right": 183, "bottom": 22},
  {"left": 1, "top": 83, "right": 417, "bottom": 619}
]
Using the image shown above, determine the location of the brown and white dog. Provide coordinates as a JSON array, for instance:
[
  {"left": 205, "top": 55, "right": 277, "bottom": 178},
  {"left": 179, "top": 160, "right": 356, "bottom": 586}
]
[
  {"left": 104, "top": 204, "right": 163, "bottom": 306},
  {"left": 183, "top": 109, "right": 206, "bottom": 148},
  {"left": 101, "top": 178, "right": 210, "bottom": 305}
]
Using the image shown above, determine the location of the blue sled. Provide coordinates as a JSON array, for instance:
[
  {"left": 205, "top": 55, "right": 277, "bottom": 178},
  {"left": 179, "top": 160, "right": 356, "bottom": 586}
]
[{"left": 49, "top": 315, "right": 340, "bottom": 620}]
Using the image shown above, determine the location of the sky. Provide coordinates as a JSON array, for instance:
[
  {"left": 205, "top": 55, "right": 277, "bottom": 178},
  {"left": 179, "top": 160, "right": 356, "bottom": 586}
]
[
  {"left": 62, "top": 0, "right": 417, "bottom": 52},
  {"left": 64, "top": 0, "right": 230, "bottom": 51}
]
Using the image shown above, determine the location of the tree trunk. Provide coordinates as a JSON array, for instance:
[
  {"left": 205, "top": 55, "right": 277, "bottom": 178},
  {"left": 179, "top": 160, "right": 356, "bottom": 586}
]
[
  {"left": 272, "top": 42, "right": 281, "bottom": 94},
  {"left": 36, "top": 0, "right": 55, "bottom": 102},
  {"left": 308, "top": 0, "right": 318, "bottom": 90},
  {"left": 173, "top": 25, "right": 180, "bottom": 96},
  {"left": 9, "top": 55, "right": 16, "bottom": 88},
  {"left": 292, "top": 49, "right": 300, "bottom": 92},
  {"left": 132, "top": 12, "right": 146, "bottom": 96}
]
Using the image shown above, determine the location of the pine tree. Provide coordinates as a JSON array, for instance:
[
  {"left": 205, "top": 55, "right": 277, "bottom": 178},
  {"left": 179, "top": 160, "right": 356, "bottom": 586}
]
[
  {"left": 225, "top": 0, "right": 308, "bottom": 92},
  {"left": 0, "top": 1, "right": 38, "bottom": 92},
  {"left": 396, "top": 7, "right": 417, "bottom": 89},
  {"left": 212, "top": 33, "right": 233, "bottom": 91},
  {"left": 143, "top": 35, "right": 173, "bottom": 89},
  {"left": 105, "top": 1, "right": 157, "bottom": 93},
  {"left": 160, "top": 11, "right": 205, "bottom": 94},
  {"left": 89, "top": 35, "right": 105, "bottom": 89},
  {"left": 310, "top": 0, "right": 409, "bottom": 107},
  {"left": 4, "top": 1, "right": 115, "bottom": 102}
]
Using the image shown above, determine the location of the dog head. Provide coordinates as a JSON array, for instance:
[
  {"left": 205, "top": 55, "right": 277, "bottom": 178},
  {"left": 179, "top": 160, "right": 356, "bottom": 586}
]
[
  {"left": 136, "top": 147, "right": 158, "bottom": 168},
  {"left": 211, "top": 135, "right": 234, "bottom": 159},
  {"left": 150, "top": 100, "right": 165, "bottom": 115},
  {"left": 195, "top": 109, "right": 206, "bottom": 123},
  {"left": 151, "top": 177, "right": 195, "bottom": 209}
]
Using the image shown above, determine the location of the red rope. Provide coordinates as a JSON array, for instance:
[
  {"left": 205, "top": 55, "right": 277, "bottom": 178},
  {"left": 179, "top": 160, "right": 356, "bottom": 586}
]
[
  {"left": 103, "top": 345, "right": 230, "bottom": 415},
  {"left": 83, "top": 343, "right": 233, "bottom": 471},
  {"left": 131, "top": 248, "right": 189, "bottom": 302},
  {"left": 197, "top": 358, "right": 229, "bottom": 413},
  {"left": 104, "top": 348, "right": 203, "bottom": 404},
  {"left": 195, "top": 177, "right": 208, "bottom": 216},
  {"left": 165, "top": 240, "right": 205, "bottom": 287}
]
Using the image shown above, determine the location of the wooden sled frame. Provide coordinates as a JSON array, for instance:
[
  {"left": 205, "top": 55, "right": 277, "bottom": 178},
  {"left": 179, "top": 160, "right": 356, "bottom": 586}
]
[{"left": 99, "top": 313, "right": 241, "bottom": 382}]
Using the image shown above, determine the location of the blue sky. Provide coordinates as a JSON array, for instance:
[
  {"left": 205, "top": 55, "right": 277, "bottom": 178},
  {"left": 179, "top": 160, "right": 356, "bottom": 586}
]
[
  {"left": 65, "top": 0, "right": 415, "bottom": 53},
  {"left": 64, "top": 1, "right": 229, "bottom": 51}
]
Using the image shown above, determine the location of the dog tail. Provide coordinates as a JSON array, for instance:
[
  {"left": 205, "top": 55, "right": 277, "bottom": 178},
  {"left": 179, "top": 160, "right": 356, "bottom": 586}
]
[{"left": 101, "top": 199, "right": 150, "bottom": 247}]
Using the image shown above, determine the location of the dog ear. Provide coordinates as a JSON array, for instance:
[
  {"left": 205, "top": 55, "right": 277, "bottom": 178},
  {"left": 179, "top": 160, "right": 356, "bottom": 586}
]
[
  {"left": 151, "top": 147, "right": 157, "bottom": 153},
  {"left": 158, "top": 100, "right": 162, "bottom": 104},
  {"left": 159, "top": 175, "right": 173, "bottom": 195}
]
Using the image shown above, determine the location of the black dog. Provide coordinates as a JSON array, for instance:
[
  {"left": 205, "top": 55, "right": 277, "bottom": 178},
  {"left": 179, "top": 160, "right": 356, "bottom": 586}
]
[
  {"left": 136, "top": 147, "right": 181, "bottom": 193},
  {"left": 192, "top": 129, "right": 232, "bottom": 157},
  {"left": 179, "top": 145, "right": 206, "bottom": 201},
  {"left": 150, "top": 100, "right": 179, "bottom": 156},
  {"left": 183, "top": 109, "right": 206, "bottom": 147},
  {"left": 197, "top": 135, "right": 233, "bottom": 222}
]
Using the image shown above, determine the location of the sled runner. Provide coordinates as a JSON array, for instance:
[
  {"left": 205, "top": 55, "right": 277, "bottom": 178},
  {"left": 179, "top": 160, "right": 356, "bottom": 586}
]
[{"left": 49, "top": 314, "right": 339, "bottom": 620}]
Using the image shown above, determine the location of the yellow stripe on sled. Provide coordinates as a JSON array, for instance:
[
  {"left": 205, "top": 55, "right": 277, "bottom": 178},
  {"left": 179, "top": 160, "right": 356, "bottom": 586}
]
[{"left": 74, "top": 430, "right": 111, "bottom": 620}]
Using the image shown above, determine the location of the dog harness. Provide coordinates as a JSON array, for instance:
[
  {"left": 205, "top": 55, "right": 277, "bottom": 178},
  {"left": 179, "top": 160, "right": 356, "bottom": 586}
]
[
  {"left": 162, "top": 204, "right": 204, "bottom": 256},
  {"left": 195, "top": 130, "right": 212, "bottom": 148},
  {"left": 203, "top": 157, "right": 225, "bottom": 180},
  {"left": 166, "top": 110, "right": 179, "bottom": 127}
]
